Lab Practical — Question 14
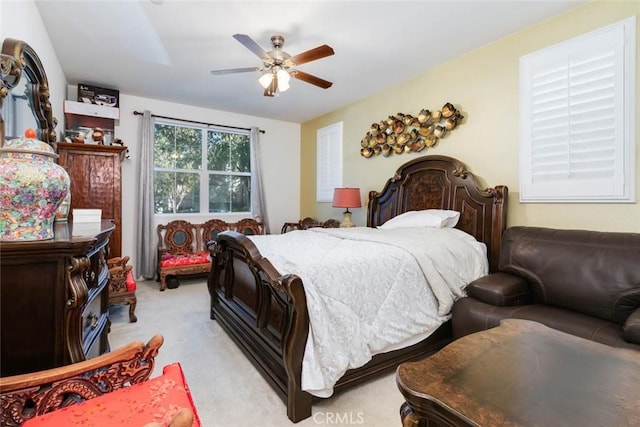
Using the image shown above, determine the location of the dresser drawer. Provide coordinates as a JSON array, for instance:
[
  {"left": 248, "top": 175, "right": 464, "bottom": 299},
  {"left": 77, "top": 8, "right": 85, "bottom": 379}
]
[
  {"left": 82, "top": 309, "right": 109, "bottom": 359},
  {"left": 82, "top": 294, "right": 102, "bottom": 340},
  {"left": 84, "top": 250, "right": 108, "bottom": 290}
]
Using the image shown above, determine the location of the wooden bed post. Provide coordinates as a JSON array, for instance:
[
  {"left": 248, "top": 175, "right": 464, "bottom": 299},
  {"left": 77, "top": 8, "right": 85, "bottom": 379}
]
[{"left": 280, "top": 274, "right": 313, "bottom": 422}]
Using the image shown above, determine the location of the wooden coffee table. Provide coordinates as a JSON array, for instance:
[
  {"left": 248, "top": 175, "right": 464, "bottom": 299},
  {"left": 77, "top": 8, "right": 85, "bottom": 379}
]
[{"left": 396, "top": 319, "right": 640, "bottom": 427}]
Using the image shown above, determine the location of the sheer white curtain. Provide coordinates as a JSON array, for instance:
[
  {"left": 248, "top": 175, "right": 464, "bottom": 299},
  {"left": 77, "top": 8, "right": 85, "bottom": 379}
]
[
  {"left": 250, "top": 127, "right": 269, "bottom": 233},
  {"left": 136, "top": 111, "right": 156, "bottom": 279}
]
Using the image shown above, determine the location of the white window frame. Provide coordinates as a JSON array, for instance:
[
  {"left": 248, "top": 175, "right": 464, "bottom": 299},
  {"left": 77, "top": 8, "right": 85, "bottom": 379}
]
[
  {"left": 519, "top": 16, "right": 635, "bottom": 203},
  {"left": 316, "top": 122, "right": 344, "bottom": 202},
  {"left": 153, "top": 119, "right": 253, "bottom": 215}
]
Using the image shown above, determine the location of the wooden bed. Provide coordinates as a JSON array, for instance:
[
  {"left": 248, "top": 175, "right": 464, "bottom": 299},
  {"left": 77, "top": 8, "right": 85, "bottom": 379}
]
[{"left": 207, "top": 155, "right": 508, "bottom": 422}]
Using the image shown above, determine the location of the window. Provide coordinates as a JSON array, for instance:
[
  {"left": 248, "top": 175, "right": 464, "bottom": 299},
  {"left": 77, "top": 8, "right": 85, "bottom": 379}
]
[
  {"left": 519, "top": 16, "right": 635, "bottom": 203},
  {"left": 153, "top": 121, "right": 251, "bottom": 214},
  {"left": 316, "top": 122, "right": 343, "bottom": 202}
]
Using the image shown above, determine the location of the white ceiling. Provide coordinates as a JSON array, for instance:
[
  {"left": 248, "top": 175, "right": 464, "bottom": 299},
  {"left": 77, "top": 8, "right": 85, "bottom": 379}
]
[{"left": 36, "top": 0, "right": 585, "bottom": 123}]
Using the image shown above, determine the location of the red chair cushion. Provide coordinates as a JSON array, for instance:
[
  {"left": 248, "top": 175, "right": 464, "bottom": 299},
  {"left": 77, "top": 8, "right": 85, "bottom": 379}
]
[
  {"left": 160, "top": 252, "right": 210, "bottom": 268},
  {"left": 125, "top": 270, "right": 137, "bottom": 291},
  {"left": 22, "top": 363, "right": 201, "bottom": 426}
]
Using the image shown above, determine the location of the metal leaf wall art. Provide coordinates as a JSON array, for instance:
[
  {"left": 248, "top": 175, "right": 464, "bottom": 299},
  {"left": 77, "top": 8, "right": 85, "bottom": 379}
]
[{"left": 360, "top": 102, "right": 463, "bottom": 158}]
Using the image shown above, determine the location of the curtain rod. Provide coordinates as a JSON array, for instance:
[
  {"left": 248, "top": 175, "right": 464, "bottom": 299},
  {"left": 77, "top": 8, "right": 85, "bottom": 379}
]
[{"left": 133, "top": 110, "right": 265, "bottom": 134}]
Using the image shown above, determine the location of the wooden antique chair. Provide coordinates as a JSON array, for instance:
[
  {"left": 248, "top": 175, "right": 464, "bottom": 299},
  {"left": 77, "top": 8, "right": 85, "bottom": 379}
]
[
  {"left": 156, "top": 220, "right": 210, "bottom": 291},
  {"left": 107, "top": 256, "right": 137, "bottom": 322},
  {"left": 156, "top": 218, "right": 266, "bottom": 291},
  {"left": 281, "top": 217, "right": 340, "bottom": 233},
  {"left": 234, "top": 217, "right": 265, "bottom": 235},
  {"left": 1, "top": 336, "right": 145, "bottom": 423},
  {"left": 0, "top": 335, "right": 200, "bottom": 426}
]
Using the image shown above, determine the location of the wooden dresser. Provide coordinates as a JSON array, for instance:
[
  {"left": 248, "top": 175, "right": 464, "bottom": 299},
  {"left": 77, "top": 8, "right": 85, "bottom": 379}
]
[
  {"left": 56, "top": 142, "right": 127, "bottom": 257},
  {"left": 0, "top": 220, "right": 114, "bottom": 376}
]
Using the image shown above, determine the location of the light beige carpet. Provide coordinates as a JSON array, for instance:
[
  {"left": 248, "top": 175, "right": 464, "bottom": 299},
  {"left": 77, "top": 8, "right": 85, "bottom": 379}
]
[{"left": 109, "top": 278, "right": 405, "bottom": 426}]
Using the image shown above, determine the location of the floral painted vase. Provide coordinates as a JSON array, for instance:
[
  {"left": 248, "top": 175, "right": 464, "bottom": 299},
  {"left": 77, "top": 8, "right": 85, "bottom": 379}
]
[{"left": 0, "top": 129, "right": 70, "bottom": 241}]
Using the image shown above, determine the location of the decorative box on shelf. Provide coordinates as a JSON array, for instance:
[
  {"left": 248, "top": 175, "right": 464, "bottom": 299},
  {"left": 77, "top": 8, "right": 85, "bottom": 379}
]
[
  {"left": 63, "top": 100, "right": 119, "bottom": 120},
  {"left": 77, "top": 83, "right": 120, "bottom": 108},
  {"left": 72, "top": 209, "right": 102, "bottom": 236},
  {"left": 72, "top": 209, "right": 102, "bottom": 223}
]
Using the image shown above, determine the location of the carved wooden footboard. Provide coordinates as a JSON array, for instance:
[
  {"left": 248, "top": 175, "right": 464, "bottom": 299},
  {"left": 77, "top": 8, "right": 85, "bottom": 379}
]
[
  {"left": 208, "top": 233, "right": 313, "bottom": 421},
  {"left": 208, "top": 233, "right": 457, "bottom": 422},
  {"left": 207, "top": 155, "right": 508, "bottom": 422}
]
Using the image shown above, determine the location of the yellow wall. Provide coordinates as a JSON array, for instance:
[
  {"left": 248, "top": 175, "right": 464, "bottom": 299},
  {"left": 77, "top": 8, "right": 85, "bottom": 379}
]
[{"left": 301, "top": 0, "right": 640, "bottom": 232}]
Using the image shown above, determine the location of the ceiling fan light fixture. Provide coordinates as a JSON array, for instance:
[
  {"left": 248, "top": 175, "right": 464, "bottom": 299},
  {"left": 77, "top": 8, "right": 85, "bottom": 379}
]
[
  {"left": 258, "top": 72, "right": 273, "bottom": 89},
  {"left": 277, "top": 69, "right": 290, "bottom": 92},
  {"left": 277, "top": 68, "right": 290, "bottom": 84}
]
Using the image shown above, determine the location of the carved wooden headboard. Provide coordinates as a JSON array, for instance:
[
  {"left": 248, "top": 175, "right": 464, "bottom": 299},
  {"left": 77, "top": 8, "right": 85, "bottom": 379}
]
[{"left": 367, "top": 155, "right": 508, "bottom": 271}]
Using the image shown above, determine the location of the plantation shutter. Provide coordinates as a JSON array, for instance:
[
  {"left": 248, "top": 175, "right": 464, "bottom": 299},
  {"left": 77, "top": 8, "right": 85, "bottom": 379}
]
[
  {"left": 316, "top": 122, "right": 343, "bottom": 202},
  {"left": 519, "top": 17, "right": 635, "bottom": 202}
]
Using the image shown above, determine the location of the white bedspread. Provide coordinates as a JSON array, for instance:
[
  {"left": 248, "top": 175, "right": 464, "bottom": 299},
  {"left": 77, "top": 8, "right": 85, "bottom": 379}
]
[{"left": 248, "top": 226, "right": 488, "bottom": 397}]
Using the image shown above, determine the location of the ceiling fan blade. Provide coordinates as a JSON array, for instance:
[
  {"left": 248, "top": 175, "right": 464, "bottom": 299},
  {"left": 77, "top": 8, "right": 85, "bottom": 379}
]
[
  {"left": 233, "top": 34, "right": 271, "bottom": 61},
  {"left": 292, "top": 70, "right": 333, "bottom": 89},
  {"left": 211, "top": 67, "right": 260, "bottom": 75},
  {"left": 290, "top": 45, "right": 334, "bottom": 66}
]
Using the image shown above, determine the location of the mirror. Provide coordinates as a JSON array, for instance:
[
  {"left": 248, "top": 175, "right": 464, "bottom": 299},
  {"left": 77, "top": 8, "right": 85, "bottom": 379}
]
[
  {"left": 3, "top": 78, "right": 32, "bottom": 140},
  {"left": 0, "top": 38, "right": 58, "bottom": 146}
]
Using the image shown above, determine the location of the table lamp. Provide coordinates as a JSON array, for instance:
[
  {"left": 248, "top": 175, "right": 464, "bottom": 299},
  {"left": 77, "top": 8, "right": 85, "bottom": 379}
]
[{"left": 332, "top": 187, "right": 361, "bottom": 228}]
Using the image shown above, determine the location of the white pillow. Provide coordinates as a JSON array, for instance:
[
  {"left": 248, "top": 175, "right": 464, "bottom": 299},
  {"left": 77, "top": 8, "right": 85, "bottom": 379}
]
[
  {"left": 378, "top": 209, "right": 460, "bottom": 230},
  {"left": 424, "top": 209, "right": 461, "bottom": 228}
]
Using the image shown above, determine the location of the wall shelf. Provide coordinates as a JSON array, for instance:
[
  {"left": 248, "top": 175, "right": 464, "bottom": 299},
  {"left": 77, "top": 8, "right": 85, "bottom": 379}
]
[{"left": 63, "top": 100, "right": 119, "bottom": 120}]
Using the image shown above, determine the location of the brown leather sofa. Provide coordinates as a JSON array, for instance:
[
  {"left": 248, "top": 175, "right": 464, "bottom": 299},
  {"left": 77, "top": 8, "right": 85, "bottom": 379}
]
[{"left": 452, "top": 226, "right": 640, "bottom": 350}]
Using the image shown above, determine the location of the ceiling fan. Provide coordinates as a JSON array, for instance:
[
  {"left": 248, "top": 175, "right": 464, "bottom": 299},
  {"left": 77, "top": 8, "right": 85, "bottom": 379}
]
[{"left": 211, "top": 34, "right": 334, "bottom": 97}]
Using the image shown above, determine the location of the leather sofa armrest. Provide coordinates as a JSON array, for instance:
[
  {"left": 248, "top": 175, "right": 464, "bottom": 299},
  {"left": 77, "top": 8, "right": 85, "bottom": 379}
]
[
  {"left": 623, "top": 307, "right": 640, "bottom": 344},
  {"left": 466, "top": 272, "right": 532, "bottom": 307}
]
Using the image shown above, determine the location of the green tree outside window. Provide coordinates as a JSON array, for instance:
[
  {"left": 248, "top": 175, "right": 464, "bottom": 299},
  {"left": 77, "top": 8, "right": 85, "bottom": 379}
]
[{"left": 153, "top": 122, "right": 251, "bottom": 214}]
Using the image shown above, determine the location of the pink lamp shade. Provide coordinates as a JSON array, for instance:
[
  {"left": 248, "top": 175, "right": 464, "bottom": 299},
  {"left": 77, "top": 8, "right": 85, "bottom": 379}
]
[
  {"left": 332, "top": 188, "right": 362, "bottom": 210},
  {"left": 332, "top": 188, "right": 361, "bottom": 228}
]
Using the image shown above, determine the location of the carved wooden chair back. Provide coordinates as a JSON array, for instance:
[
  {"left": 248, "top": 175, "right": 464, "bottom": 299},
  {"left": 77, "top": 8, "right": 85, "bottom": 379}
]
[
  {"left": 0, "top": 335, "right": 164, "bottom": 426},
  {"left": 201, "top": 219, "right": 232, "bottom": 246},
  {"left": 157, "top": 220, "right": 198, "bottom": 256},
  {"left": 234, "top": 218, "right": 265, "bottom": 235},
  {"left": 299, "top": 217, "right": 321, "bottom": 229},
  {"left": 301, "top": 218, "right": 340, "bottom": 229},
  {"left": 107, "top": 256, "right": 132, "bottom": 294},
  {"left": 320, "top": 219, "right": 340, "bottom": 229},
  {"left": 107, "top": 256, "right": 129, "bottom": 270},
  {"left": 281, "top": 217, "right": 340, "bottom": 233}
]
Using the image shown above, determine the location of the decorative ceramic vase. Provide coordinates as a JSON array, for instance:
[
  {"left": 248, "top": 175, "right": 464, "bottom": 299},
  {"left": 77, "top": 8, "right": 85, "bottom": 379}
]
[{"left": 0, "top": 129, "right": 70, "bottom": 241}]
